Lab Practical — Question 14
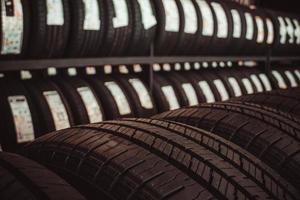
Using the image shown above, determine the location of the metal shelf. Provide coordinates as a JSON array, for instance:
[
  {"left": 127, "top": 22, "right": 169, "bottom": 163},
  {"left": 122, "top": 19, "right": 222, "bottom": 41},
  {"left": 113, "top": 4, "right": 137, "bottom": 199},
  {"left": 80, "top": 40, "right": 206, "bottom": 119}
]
[{"left": 0, "top": 56, "right": 299, "bottom": 72}]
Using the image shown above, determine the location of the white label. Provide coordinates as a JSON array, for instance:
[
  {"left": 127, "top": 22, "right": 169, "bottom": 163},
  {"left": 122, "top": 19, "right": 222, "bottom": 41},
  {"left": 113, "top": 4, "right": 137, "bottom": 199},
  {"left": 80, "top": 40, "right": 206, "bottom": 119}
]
[
  {"left": 285, "top": 18, "right": 295, "bottom": 44},
  {"left": 196, "top": 0, "right": 214, "bottom": 36},
  {"left": 129, "top": 79, "right": 153, "bottom": 109},
  {"left": 8, "top": 96, "right": 35, "bottom": 143},
  {"left": 245, "top": 13, "right": 254, "bottom": 40},
  {"left": 211, "top": 2, "right": 228, "bottom": 38},
  {"left": 182, "top": 83, "right": 199, "bottom": 106},
  {"left": 175, "top": 63, "right": 181, "bottom": 71},
  {"left": 181, "top": 0, "right": 198, "bottom": 34},
  {"left": 153, "top": 64, "right": 161, "bottom": 71},
  {"left": 255, "top": 16, "right": 264, "bottom": 43},
  {"left": 293, "top": 19, "right": 300, "bottom": 44},
  {"left": 231, "top": 9, "right": 242, "bottom": 38},
  {"left": 1, "top": 0, "right": 23, "bottom": 55},
  {"left": 112, "top": 0, "right": 129, "bottom": 28},
  {"left": 162, "top": 0, "right": 180, "bottom": 32},
  {"left": 161, "top": 86, "right": 180, "bottom": 110},
  {"left": 198, "top": 81, "right": 215, "bottom": 103},
  {"left": 266, "top": 18, "right": 274, "bottom": 44},
  {"left": 105, "top": 81, "right": 131, "bottom": 115},
  {"left": 104, "top": 65, "right": 112, "bottom": 74},
  {"left": 163, "top": 63, "right": 171, "bottom": 71},
  {"left": 213, "top": 79, "right": 229, "bottom": 101},
  {"left": 278, "top": 17, "right": 287, "bottom": 44},
  {"left": 228, "top": 77, "right": 242, "bottom": 97},
  {"left": 119, "top": 65, "right": 129, "bottom": 74},
  {"left": 242, "top": 78, "right": 254, "bottom": 94},
  {"left": 250, "top": 74, "right": 263, "bottom": 92},
  {"left": 77, "top": 87, "right": 103, "bottom": 123},
  {"left": 137, "top": 0, "right": 157, "bottom": 30},
  {"left": 43, "top": 91, "right": 70, "bottom": 130},
  {"left": 285, "top": 71, "right": 298, "bottom": 87},
  {"left": 259, "top": 74, "right": 272, "bottom": 91},
  {"left": 83, "top": 0, "right": 100, "bottom": 30},
  {"left": 294, "top": 70, "right": 300, "bottom": 81},
  {"left": 272, "top": 71, "right": 287, "bottom": 89},
  {"left": 184, "top": 62, "right": 191, "bottom": 71},
  {"left": 46, "top": 0, "right": 64, "bottom": 25},
  {"left": 133, "top": 64, "right": 142, "bottom": 73}
]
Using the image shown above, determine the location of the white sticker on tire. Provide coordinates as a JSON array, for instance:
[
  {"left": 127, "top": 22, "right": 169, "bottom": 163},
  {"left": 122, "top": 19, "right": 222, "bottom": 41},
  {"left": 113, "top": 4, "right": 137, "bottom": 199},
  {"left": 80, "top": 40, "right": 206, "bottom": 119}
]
[
  {"left": 46, "top": 0, "right": 64, "bottom": 25},
  {"left": 182, "top": 83, "right": 199, "bottom": 106},
  {"left": 285, "top": 18, "right": 295, "bottom": 44},
  {"left": 242, "top": 78, "right": 254, "bottom": 94},
  {"left": 137, "top": 0, "right": 157, "bottom": 30},
  {"left": 198, "top": 81, "right": 215, "bottom": 103},
  {"left": 228, "top": 77, "right": 242, "bottom": 97},
  {"left": 8, "top": 96, "right": 35, "bottom": 143},
  {"left": 250, "top": 74, "right": 263, "bottom": 92},
  {"left": 278, "top": 17, "right": 287, "bottom": 44},
  {"left": 293, "top": 19, "right": 300, "bottom": 44},
  {"left": 162, "top": 0, "right": 180, "bottom": 32},
  {"left": 245, "top": 13, "right": 254, "bottom": 40},
  {"left": 211, "top": 2, "right": 228, "bottom": 38},
  {"left": 77, "top": 87, "right": 103, "bottom": 123},
  {"left": 294, "top": 70, "right": 300, "bottom": 80},
  {"left": 255, "top": 16, "right": 264, "bottom": 43},
  {"left": 181, "top": 0, "right": 198, "bottom": 34},
  {"left": 285, "top": 71, "right": 298, "bottom": 87},
  {"left": 1, "top": 0, "right": 23, "bottom": 55},
  {"left": 259, "top": 74, "right": 272, "bottom": 91},
  {"left": 195, "top": 0, "right": 214, "bottom": 36},
  {"left": 213, "top": 79, "right": 229, "bottom": 101},
  {"left": 161, "top": 85, "right": 180, "bottom": 110},
  {"left": 43, "top": 91, "right": 70, "bottom": 130},
  {"left": 129, "top": 79, "right": 153, "bottom": 109},
  {"left": 105, "top": 81, "right": 131, "bottom": 115},
  {"left": 231, "top": 9, "right": 242, "bottom": 38},
  {"left": 82, "top": 0, "right": 100, "bottom": 30},
  {"left": 112, "top": 0, "right": 129, "bottom": 28},
  {"left": 272, "top": 70, "right": 287, "bottom": 89},
  {"left": 266, "top": 18, "right": 274, "bottom": 44}
]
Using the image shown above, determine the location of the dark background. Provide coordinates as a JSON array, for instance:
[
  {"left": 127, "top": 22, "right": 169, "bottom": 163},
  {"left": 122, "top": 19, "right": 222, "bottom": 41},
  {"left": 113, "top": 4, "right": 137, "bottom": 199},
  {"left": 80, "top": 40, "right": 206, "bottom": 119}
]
[{"left": 258, "top": 0, "right": 300, "bottom": 13}]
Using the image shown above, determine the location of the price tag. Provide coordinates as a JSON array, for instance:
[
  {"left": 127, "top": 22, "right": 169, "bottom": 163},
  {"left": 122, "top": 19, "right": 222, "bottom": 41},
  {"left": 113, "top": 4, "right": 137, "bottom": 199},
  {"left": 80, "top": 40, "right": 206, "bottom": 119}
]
[
  {"left": 182, "top": 83, "right": 199, "bottom": 106},
  {"left": 285, "top": 18, "right": 295, "bottom": 44},
  {"left": 284, "top": 71, "right": 298, "bottom": 87},
  {"left": 242, "top": 78, "right": 254, "bottom": 94},
  {"left": 245, "top": 13, "right": 254, "bottom": 40},
  {"left": 8, "top": 96, "right": 35, "bottom": 143},
  {"left": 129, "top": 79, "right": 153, "bottom": 109},
  {"left": 181, "top": 0, "right": 198, "bottom": 34},
  {"left": 259, "top": 74, "right": 272, "bottom": 91},
  {"left": 198, "top": 81, "right": 215, "bottom": 103},
  {"left": 266, "top": 18, "right": 274, "bottom": 44},
  {"left": 112, "top": 0, "right": 129, "bottom": 28},
  {"left": 195, "top": 0, "right": 214, "bottom": 36},
  {"left": 137, "top": 0, "right": 157, "bottom": 30},
  {"left": 1, "top": 0, "right": 23, "bottom": 55},
  {"left": 255, "top": 16, "right": 264, "bottom": 43},
  {"left": 161, "top": 86, "right": 180, "bottom": 110},
  {"left": 250, "top": 74, "right": 263, "bottom": 92},
  {"left": 272, "top": 70, "right": 287, "bottom": 89},
  {"left": 77, "top": 87, "right": 103, "bottom": 123},
  {"left": 231, "top": 9, "right": 242, "bottom": 38},
  {"left": 105, "top": 81, "right": 131, "bottom": 115},
  {"left": 211, "top": 2, "right": 228, "bottom": 38},
  {"left": 162, "top": 0, "right": 180, "bottom": 32},
  {"left": 46, "top": 0, "right": 64, "bottom": 25},
  {"left": 43, "top": 91, "right": 70, "bottom": 130},
  {"left": 278, "top": 17, "right": 287, "bottom": 44},
  {"left": 214, "top": 79, "right": 229, "bottom": 101},
  {"left": 228, "top": 77, "right": 242, "bottom": 97},
  {"left": 83, "top": 0, "right": 100, "bottom": 30}
]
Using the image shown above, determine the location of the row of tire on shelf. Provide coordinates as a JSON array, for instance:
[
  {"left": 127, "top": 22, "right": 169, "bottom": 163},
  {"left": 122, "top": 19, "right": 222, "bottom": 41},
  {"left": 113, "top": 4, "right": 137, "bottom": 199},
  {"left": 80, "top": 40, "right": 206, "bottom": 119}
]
[
  {"left": 1, "top": 0, "right": 300, "bottom": 58},
  {"left": 1, "top": 72, "right": 300, "bottom": 199}
]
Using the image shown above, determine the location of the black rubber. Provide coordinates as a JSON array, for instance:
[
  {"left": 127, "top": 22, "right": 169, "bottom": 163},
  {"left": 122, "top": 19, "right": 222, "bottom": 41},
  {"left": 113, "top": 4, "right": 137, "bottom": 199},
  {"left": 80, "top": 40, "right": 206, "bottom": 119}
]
[
  {"left": 0, "top": 152, "right": 85, "bottom": 200},
  {"left": 153, "top": 102, "right": 300, "bottom": 189},
  {"left": 24, "top": 119, "right": 300, "bottom": 199}
]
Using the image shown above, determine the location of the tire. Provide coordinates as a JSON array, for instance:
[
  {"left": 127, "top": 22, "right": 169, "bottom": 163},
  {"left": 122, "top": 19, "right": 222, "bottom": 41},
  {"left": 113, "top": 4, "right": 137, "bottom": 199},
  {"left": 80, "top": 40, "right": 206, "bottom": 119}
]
[
  {"left": 0, "top": 0, "right": 30, "bottom": 59},
  {"left": 27, "top": 0, "right": 70, "bottom": 58},
  {"left": 0, "top": 79, "right": 40, "bottom": 152},
  {"left": 24, "top": 119, "right": 300, "bottom": 199},
  {"left": 65, "top": 0, "right": 105, "bottom": 57},
  {"left": 152, "top": 102, "right": 300, "bottom": 189},
  {"left": 0, "top": 152, "right": 85, "bottom": 200},
  {"left": 52, "top": 76, "right": 105, "bottom": 125},
  {"left": 23, "top": 79, "right": 74, "bottom": 134}
]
